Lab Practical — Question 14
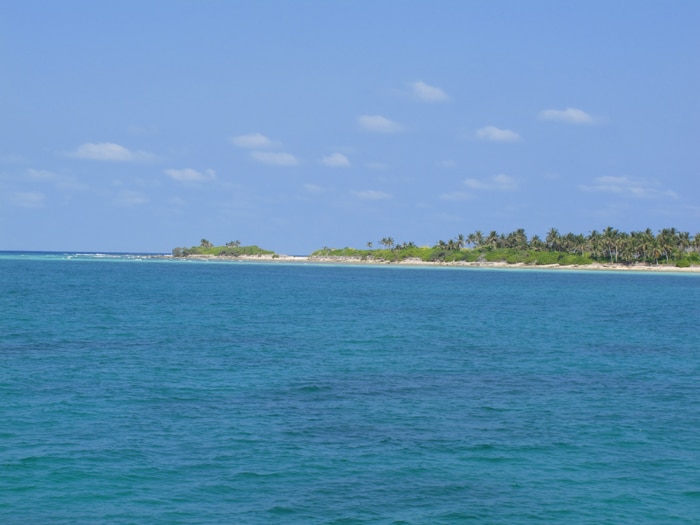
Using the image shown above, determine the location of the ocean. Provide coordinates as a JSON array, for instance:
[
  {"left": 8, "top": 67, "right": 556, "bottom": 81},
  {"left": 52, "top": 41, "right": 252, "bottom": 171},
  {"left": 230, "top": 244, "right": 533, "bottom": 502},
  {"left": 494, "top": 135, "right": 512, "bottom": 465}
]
[{"left": 1, "top": 252, "right": 699, "bottom": 524}]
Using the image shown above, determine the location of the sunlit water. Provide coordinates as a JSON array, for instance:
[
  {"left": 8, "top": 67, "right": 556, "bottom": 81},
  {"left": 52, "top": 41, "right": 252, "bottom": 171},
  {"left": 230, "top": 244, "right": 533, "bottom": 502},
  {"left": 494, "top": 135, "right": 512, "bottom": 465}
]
[{"left": 2, "top": 253, "right": 699, "bottom": 524}]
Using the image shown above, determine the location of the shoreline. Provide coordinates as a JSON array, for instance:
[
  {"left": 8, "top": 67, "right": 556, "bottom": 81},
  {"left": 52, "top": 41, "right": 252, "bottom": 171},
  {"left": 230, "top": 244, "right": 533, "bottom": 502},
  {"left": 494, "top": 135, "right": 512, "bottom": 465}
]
[{"left": 179, "top": 254, "right": 700, "bottom": 273}]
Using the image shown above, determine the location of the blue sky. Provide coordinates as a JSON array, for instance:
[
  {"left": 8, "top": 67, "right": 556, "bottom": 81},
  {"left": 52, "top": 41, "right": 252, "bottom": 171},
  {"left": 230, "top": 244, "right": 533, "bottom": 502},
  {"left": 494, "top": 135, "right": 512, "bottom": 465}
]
[{"left": 1, "top": 1, "right": 698, "bottom": 254}]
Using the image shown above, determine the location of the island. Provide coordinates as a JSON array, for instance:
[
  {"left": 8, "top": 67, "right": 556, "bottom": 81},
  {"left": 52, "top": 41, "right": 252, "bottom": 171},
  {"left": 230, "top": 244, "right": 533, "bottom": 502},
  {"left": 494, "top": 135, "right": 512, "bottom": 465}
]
[{"left": 172, "top": 227, "right": 700, "bottom": 271}]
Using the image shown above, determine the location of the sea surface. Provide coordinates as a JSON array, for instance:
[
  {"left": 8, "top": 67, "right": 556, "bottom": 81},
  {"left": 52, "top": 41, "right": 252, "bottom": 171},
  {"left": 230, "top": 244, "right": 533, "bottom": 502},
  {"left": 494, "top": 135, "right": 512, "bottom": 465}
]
[{"left": 1, "top": 252, "right": 700, "bottom": 524}]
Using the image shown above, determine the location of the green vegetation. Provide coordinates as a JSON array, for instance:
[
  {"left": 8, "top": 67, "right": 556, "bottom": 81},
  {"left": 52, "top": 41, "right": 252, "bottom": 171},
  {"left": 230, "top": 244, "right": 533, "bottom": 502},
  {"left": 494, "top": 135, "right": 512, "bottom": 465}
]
[
  {"left": 174, "top": 227, "right": 700, "bottom": 268},
  {"left": 172, "top": 239, "right": 275, "bottom": 258},
  {"left": 313, "top": 227, "right": 700, "bottom": 267}
]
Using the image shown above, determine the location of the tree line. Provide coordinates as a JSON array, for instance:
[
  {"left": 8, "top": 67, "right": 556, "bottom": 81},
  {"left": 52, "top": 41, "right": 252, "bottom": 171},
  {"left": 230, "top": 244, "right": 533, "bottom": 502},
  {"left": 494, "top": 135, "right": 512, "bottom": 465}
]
[{"left": 367, "top": 227, "right": 700, "bottom": 266}]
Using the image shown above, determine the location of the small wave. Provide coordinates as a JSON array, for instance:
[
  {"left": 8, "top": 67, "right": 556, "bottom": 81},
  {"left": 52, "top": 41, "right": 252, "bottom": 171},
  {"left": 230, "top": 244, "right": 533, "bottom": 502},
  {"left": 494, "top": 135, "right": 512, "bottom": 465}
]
[{"left": 297, "top": 384, "right": 334, "bottom": 393}]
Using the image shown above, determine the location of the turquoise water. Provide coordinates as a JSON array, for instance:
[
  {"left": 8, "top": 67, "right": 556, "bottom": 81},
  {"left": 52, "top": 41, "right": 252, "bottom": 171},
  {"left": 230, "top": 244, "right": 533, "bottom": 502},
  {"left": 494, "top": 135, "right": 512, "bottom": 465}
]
[{"left": 2, "top": 253, "right": 700, "bottom": 524}]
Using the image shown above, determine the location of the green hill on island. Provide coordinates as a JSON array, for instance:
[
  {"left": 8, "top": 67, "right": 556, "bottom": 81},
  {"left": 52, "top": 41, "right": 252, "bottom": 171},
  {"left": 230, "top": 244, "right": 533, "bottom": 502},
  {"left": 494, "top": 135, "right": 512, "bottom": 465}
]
[{"left": 172, "top": 239, "right": 276, "bottom": 258}]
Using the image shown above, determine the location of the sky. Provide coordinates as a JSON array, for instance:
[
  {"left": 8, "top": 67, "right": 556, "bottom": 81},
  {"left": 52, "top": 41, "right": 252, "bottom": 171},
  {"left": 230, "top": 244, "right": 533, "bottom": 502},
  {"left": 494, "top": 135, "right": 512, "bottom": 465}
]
[{"left": 1, "top": 1, "right": 699, "bottom": 254}]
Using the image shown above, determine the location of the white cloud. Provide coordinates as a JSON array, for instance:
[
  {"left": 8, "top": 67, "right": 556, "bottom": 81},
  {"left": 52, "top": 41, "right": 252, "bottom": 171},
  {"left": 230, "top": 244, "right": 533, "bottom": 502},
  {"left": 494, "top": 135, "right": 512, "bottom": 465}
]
[
  {"left": 26, "top": 168, "right": 57, "bottom": 181},
  {"left": 409, "top": 81, "right": 449, "bottom": 102},
  {"left": 113, "top": 189, "right": 148, "bottom": 206},
  {"left": 168, "top": 197, "right": 186, "bottom": 207},
  {"left": 71, "top": 142, "right": 152, "bottom": 161},
  {"left": 304, "top": 183, "right": 324, "bottom": 193},
  {"left": 579, "top": 176, "right": 678, "bottom": 199},
  {"left": 55, "top": 178, "right": 89, "bottom": 191},
  {"left": 440, "top": 191, "right": 473, "bottom": 201},
  {"left": 250, "top": 151, "right": 300, "bottom": 166},
  {"left": 320, "top": 153, "right": 351, "bottom": 167},
  {"left": 438, "top": 159, "right": 456, "bottom": 169},
  {"left": 464, "top": 174, "right": 517, "bottom": 191},
  {"left": 538, "top": 107, "right": 596, "bottom": 124},
  {"left": 476, "top": 126, "right": 521, "bottom": 142},
  {"left": 9, "top": 191, "right": 45, "bottom": 208},
  {"left": 352, "top": 190, "right": 392, "bottom": 200},
  {"left": 358, "top": 115, "right": 403, "bottom": 133},
  {"left": 164, "top": 168, "right": 216, "bottom": 182},
  {"left": 0, "top": 154, "right": 29, "bottom": 164},
  {"left": 231, "top": 133, "right": 276, "bottom": 149},
  {"left": 24, "top": 168, "right": 87, "bottom": 191}
]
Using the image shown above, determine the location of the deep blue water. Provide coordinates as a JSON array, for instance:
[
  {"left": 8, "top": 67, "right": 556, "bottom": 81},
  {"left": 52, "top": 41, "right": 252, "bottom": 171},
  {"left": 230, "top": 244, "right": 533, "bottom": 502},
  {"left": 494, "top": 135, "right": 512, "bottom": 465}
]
[{"left": 1, "top": 253, "right": 700, "bottom": 524}]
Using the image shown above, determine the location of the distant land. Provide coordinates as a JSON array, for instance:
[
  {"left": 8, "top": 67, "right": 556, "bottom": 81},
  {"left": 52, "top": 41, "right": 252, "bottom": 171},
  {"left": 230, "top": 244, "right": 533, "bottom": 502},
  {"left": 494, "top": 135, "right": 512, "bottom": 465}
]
[{"left": 172, "top": 227, "right": 700, "bottom": 271}]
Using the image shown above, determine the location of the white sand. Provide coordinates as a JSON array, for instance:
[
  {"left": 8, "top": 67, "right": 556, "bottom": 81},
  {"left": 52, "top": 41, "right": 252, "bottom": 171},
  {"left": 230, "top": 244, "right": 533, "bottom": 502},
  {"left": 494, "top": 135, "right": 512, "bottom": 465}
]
[{"left": 181, "top": 254, "right": 700, "bottom": 273}]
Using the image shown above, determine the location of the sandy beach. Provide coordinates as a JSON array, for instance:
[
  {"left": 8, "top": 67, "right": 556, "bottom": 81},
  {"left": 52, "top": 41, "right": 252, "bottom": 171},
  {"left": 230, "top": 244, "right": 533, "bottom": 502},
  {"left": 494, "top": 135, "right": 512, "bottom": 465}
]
[{"left": 180, "top": 254, "right": 700, "bottom": 273}]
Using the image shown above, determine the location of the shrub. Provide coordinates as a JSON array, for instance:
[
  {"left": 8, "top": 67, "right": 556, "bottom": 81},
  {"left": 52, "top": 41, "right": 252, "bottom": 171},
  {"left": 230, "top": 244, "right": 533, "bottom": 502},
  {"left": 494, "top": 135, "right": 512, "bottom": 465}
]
[
  {"left": 558, "top": 254, "right": 594, "bottom": 266},
  {"left": 528, "top": 251, "right": 562, "bottom": 265}
]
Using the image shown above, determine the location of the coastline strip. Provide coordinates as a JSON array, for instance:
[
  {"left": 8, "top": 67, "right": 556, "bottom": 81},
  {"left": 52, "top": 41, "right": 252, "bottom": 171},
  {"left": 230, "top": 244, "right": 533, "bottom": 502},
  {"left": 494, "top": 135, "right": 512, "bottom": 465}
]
[{"left": 179, "top": 254, "right": 700, "bottom": 273}]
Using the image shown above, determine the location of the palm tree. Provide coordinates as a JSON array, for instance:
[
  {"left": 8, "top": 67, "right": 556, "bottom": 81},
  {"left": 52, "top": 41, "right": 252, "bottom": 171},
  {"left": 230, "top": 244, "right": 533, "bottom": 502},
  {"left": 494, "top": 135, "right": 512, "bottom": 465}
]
[
  {"left": 379, "top": 237, "right": 395, "bottom": 250},
  {"left": 693, "top": 233, "right": 700, "bottom": 254},
  {"left": 200, "top": 238, "right": 213, "bottom": 248},
  {"left": 560, "top": 232, "right": 574, "bottom": 253},
  {"left": 658, "top": 228, "right": 679, "bottom": 264},
  {"left": 601, "top": 226, "right": 619, "bottom": 263},
  {"left": 587, "top": 230, "right": 605, "bottom": 260},
  {"left": 616, "top": 231, "right": 631, "bottom": 263},
  {"left": 546, "top": 228, "right": 560, "bottom": 252},
  {"left": 513, "top": 228, "right": 528, "bottom": 250},
  {"left": 366, "top": 241, "right": 373, "bottom": 249},
  {"left": 472, "top": 230, "right": 484, "bottom": 248},
  {"left": 562, "top": 233, "right": 585, "bottom": 255},
  {"left": 486, "top": 230, "right": 499, "bottom": 248},
  {"left": 647, "top": 236, "right": 661, "bottom": 264},
  {"left": 637, "top": 229, "right": 655, "bottom": 263},
  {"left": 530, "top": 235, "right": 544, "bottom": 251},
  {"left": 679, "top": 231, "right": 691, "bottom": 256}
]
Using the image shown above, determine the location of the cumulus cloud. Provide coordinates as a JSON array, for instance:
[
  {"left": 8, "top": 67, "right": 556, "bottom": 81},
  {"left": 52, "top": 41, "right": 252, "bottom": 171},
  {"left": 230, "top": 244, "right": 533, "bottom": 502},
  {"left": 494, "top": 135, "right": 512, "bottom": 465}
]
[
  {"left": 538, "top": 107, "right": 596, "bottom": 124},
  {"left": 231, "top": 132, "right": 275, "bottom": 149},
  {"left": 320, "top": 153, "right": 351, "bottom": 167},
  {"left": 70, "top": 142, "right": 152, "bottom": 161},
  {"left": 358, "top": 115, "right": 403, "bottom": 133},
  {"left": 164, "top": 168, "right": 216, "bottom": 182},
  {"left": 352, "top": 190, "right": 392, "bottom": 200},
  {"left": 409, "top": 81, "right": 449, "bottom": 102},
  {"left": 579, "top": 176, "right": 678, "bottom": 199},
  {"left": 476, "top": 126, "right": 521, "bottom": 142},
  {"left": 464, "top": 174, "right": 517, "bottom": 191},
  {"left": 9, "top": 191, "right": 45, "bottom": 208},
  {"left": 438, "top": 159, "right": 456, "bottom": 169},
  {"left": 250, "top": 151, "right": 300, "bottom": 166}
]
